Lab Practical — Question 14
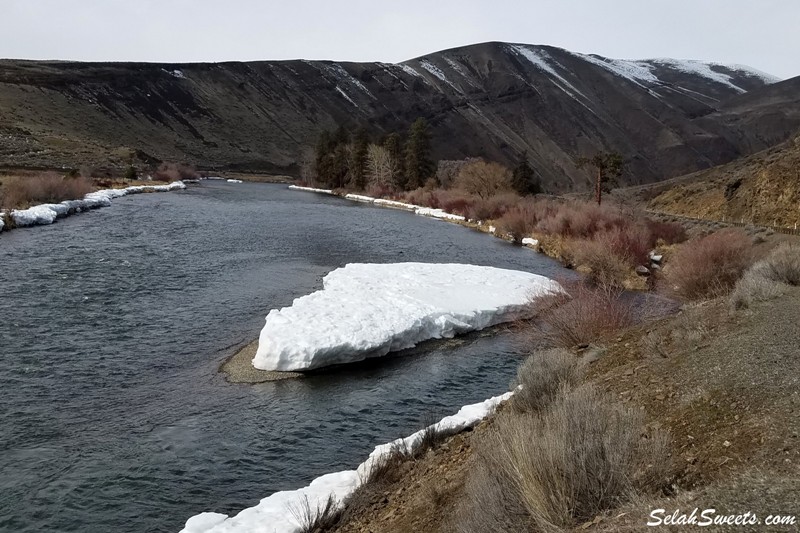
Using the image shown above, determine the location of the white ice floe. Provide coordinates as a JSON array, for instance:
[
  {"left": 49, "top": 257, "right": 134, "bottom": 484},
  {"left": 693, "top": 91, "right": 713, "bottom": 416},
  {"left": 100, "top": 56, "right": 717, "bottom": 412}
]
[
  {"left": 522, "top": 237, "right": 539, "bottom": 247},
  {"left": 226, "top": 179, "right": 243, "bottom": 183},
  {"left": 8, "top": 182, "right": 186, "bottom": 228},
  {"left": 0, "top": 213, "right": 4, "bottom": 232},
  {"left": 179, "top": 390, "right": 513, "bottom": 533},
  {"left": 253, "top": 262, "right": 561, "bottom": 371}
]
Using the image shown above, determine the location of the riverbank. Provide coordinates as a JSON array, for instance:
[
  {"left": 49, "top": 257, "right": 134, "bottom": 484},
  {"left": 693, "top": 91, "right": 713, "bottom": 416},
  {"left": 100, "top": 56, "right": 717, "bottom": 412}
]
[
  {"left": 0, "top": 180, "right": 187, "bottom": 233},
  {"left": 324, "top": 259, "right": 800, "bottom": 532}
]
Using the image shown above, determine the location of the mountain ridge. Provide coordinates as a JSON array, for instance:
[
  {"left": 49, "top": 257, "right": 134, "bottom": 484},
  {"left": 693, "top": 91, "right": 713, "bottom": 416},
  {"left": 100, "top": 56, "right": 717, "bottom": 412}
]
[{"left": 1, "top": 41, "right": 797, "bottom": 191}]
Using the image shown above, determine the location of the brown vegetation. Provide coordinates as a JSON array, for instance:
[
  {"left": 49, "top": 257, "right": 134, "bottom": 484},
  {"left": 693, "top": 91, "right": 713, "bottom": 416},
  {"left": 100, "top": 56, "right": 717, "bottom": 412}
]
[
  {"left": 663, "top": 229, "right": 753, "bottom": 301},
  {"left": 452, "top": 160, "right": 514, "bottom": 199},
  {"left": 529, "top": 281, "right": 637, "bottom": 348},
  {"left": 151, "top": 162, "right": 199, "bottom": 182},
  {"left": 730, "top": 243, "right": 800, "bottom": 309},
  {"left": 0, "top": 172, "right": 93, "bottom": 210}
]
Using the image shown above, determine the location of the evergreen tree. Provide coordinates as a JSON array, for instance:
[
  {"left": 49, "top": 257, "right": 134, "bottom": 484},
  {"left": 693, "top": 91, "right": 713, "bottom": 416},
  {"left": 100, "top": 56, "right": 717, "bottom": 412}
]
[
  {"left": 403, "top": 118, "right": 433, "bottom": 190},
  {"left": 511, "top": 156, "right": 541, "bottom": 195},
  {"left": 577, "top": 152, "right": 624, "bottom": 205},
  {"left": 348, "top": 128, "right": 369, "bottom": 190},
  {"left": 382, "top": 132, "right": 404, "bottom": 189},
  {"left": 314, "top": 130, "right": 334, "bottom": 185}
]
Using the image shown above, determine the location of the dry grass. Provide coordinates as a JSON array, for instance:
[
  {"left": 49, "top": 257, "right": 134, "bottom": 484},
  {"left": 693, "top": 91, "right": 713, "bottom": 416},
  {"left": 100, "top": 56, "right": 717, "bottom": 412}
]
[
  {"left": 568, "top": 237, "right": 632, "bottom": 288},
  {"left": 663, "top": 229, "right": 753, "bottom": 301},
  {"left": 0, "top": 172, "right": 94, "bottom": 209},
  {"left": 288, "top": 494, "right": 342, "bottom": 533},
  {"left": 529, "top": 281, "right": 636, "bottom": 348},
  {"left": 458, "top": 385, "right": 671, "bottom": 533},
  {"left": 730, "top": 243, "right": 800, "bottom": 309},
  {"left": 510, "top": 348, "right": 580, "bottom": 413}
]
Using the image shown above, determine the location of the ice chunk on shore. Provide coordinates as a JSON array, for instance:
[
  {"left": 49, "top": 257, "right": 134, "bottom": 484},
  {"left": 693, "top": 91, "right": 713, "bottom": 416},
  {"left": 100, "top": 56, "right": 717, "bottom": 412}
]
[
  {"left": 179, "top": 390, "right": 512, "bottom": 533},
  {"left": 253, "top": 263, "right": 561, "bottom": 371}
]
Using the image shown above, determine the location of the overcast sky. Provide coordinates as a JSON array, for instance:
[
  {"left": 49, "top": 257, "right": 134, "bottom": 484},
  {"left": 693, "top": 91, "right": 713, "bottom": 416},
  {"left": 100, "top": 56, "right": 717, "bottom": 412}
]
[{"left": 2, "top": 0, "right": 797, "bottom": 79}]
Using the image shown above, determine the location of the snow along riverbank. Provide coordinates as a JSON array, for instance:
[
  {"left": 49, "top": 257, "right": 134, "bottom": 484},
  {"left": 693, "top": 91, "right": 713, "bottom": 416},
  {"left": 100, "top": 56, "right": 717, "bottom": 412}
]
[
  {"left": 253, "top": 262, "right": 562, "bottom": 372},
  {"left": 288, "top": 185, "right": 466, "bottom": 222},
  {"left": 180, "top": 390, "right": 513, "bottom": 533},
  {"left": 0, "top": 181, "right": 187, "bottom": 231}
]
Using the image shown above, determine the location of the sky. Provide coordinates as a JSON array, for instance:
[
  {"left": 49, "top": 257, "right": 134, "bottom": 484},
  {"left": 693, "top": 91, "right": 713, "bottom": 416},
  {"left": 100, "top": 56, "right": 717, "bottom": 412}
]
[{"left": 1, "top": 0, "right": 797, "bottom": 79}]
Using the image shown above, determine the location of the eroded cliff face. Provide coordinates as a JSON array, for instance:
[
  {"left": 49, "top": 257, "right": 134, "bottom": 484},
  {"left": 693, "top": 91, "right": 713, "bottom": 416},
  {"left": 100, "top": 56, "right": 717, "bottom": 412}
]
[{"left": 0, "top": 41, "right": 796, "bottom": 191}]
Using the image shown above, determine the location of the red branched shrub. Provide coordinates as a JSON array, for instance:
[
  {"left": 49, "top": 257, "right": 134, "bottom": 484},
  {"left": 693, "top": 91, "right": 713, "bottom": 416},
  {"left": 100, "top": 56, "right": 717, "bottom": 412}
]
[
  {"left": 663, "top": 229, "right": 753, "bottom": 300},
  {"left": 529, "top": 280, "right": 636, "bottom": 348}
]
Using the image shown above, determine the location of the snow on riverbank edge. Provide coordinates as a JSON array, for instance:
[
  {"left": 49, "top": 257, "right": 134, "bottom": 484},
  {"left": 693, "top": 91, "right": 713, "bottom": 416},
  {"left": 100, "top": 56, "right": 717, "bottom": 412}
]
[
  {"left": 288, "top": 185, "right": 465, "bottom": 222},
  {"left": 1, "top": 181, "right": 187, "bottom": 231},
  {"left": 180, "top": 390, "right": 513, "bottom": 533}
]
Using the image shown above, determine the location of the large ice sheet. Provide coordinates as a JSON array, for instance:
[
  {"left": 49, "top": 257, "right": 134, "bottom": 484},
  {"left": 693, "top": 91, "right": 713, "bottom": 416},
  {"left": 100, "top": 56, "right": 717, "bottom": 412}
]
[
  {"left": 253, "top": 262, "right": 561, "bottom": 371},
  {"left": 179, "top": 390, "right": 513, "bottom": 533},
  {"left": 8, "top": 181, "right": 186, "bottom": 228}
]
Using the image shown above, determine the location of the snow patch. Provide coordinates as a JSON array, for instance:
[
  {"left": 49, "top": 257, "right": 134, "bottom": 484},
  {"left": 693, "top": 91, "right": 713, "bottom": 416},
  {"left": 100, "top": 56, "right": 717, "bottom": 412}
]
[
  {"left": 9, "top": 182, "right": 186, "bottom": 228},
  {"left": 646, "top": 58, "right": 752, "bottom": 92},
  {"left": 226, "top": 179, "right": 243, "bottom": 183},
  {"left": 508, "top": 45, "right": 589, "bottom": 100},
  {"left": 334, "top": 86, "right": 359, "bottom": 108},
  {"left": 253, "top": 263, "right": 562, "bottom": 371},
  {"left": 179, "top": 391, "right": 513, "bottom": 533},
  {"left": 162, "top": 68, "right": 186, "bottom": 79},
  {"left": 522, "top": 237, "right": 539, "bottom": 247},
  {"left": 419, "top": 59, "right": 462, "bottom": 93},
  {"left": 326, "top": 64, "right": 376, "bottom": 99},
  {"left": 399, "top": 64, "right": 427, "bottom": 81}
]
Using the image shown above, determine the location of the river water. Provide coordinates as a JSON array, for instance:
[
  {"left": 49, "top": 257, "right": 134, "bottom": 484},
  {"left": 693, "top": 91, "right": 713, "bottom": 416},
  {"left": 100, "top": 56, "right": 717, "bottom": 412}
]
[{"left": 0, "top": 182, "right": 572, "bottom": 532}]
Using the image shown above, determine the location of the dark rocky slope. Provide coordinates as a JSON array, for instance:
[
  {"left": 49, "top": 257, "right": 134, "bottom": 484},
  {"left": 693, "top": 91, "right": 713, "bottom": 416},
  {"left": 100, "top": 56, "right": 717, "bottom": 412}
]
[{"left": 0, "top": 41, "right": 795, "bottom": 191}]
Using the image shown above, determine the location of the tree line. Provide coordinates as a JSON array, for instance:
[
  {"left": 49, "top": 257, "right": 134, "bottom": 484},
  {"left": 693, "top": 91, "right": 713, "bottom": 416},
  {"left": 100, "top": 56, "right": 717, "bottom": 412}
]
[{"left": 310, "top": 117, "right": 542, "bottom": 196}]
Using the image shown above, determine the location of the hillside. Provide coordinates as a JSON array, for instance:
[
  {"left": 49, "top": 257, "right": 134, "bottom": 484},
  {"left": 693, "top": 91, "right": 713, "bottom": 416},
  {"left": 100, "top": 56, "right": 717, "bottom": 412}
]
[
  {"left": 641, "top": 134, "right": 800, "bottom": 227},
  {"left": 0, "top": 42, "right": 796, "bottom": 191}
]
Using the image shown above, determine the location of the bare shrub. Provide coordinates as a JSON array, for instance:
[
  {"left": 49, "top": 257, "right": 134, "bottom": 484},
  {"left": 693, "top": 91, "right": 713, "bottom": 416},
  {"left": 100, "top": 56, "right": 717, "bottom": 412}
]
[
  {"left": 511, "top": 348, "right": 579, "bottom": 413},
  {"left": 663, "top": 229, "right": 753, "bottom": 301},
  {"left": 568, "top": 238, "right": 631, "bottom": 289},
  {"left": 757, "top": 243, "right": 800, "bottom": 286},
  {"left": 152, "top": 162, "right": 198, "bottom": 182},
  {"left": 458, "top": 386, "right": 671, "bottom": 533},
  {"left": 496, "top": 202, "right": 538, "bottom": 242},
  {"left": 288, "top": 494, "right": 342, "bottom": 533},
  {"left": 729, "top": 269, "right": 787, "bottom": 309},
  {"left": 1, "top": 173, "right": 94, "bottom": 209},
  {"left": 453, "top": 160, "right": 514, "bottom": 199},
  {"left": 646, "top": 219, "right": 687, "bottom": 245},
  {"left": 729, "top": 243, "right": 800, "bottom": 309},
  {"left": 530, "top": 281, "right": 636, "bottom": 348},
  {"left": 435, "top": 158, "right": 480, "bottom": 189},
  {"left": 507, "top": 385, "right": 670, "bottom": 529}
]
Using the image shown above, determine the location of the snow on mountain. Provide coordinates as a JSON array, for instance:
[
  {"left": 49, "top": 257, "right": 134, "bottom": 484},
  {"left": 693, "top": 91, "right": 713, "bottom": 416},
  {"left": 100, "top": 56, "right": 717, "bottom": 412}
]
[
  {"left": 507, "top": 44, "right": 589, "bottom": 100},
  {"left": 252, "top": 262, "right": 561, "bottom": 371},
  {"left": 179, "top": 390, "right": 513, "bottom": 533}
]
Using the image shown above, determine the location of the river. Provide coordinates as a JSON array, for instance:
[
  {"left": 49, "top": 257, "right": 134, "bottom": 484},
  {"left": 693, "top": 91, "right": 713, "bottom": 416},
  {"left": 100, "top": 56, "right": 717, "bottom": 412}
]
[{"left": 0, "top": 182, "right": 572, "bottom": 532}]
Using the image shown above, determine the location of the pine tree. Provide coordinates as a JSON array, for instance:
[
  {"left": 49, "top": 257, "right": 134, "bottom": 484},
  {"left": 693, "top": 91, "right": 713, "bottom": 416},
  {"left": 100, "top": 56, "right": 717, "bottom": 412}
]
[
  {"left": 382, "top": 132, "right": 404, "bottom": 189},
  {"left": 511, "top": 156, "right": 541, "bottom": 195},
  {"left": 403, "top": 118, "right": 433, "bottom": 190},
  {"left": 348, "top": 128, "right": 369, "bottom": 190},
  {"left": 577, "top": 152, "right": 624, "bottom": 205}
]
